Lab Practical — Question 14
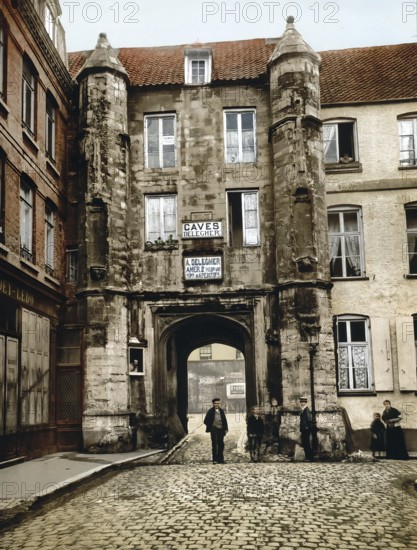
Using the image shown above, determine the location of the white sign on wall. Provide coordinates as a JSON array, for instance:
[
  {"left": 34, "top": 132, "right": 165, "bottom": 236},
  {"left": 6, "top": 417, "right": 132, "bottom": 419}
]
[
  {"left": 184, "top": 256, "right": 222, "bottom": 280},
  {"left": 182, "top": 221, "right": 222, "bottom": 239}
]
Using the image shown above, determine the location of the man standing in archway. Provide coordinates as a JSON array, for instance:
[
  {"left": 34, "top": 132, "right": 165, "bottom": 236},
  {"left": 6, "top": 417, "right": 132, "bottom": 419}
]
[{"left": 204, "top": 398, "right": 228, "bottom": 464}]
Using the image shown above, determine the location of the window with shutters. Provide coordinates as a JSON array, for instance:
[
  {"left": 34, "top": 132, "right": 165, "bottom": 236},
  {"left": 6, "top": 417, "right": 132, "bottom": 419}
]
[
  {"left": 398, "top": 115, "right": 417, "bottom": 166},
  {"left": 224, "top": 110, "right": 256, "bottom": 163},
  {"left": 227, "top": 190, "right": 260, "bottom": 247},
  {"left": 323, "top": 120, "right": 358, "bottom": 165},
  {"left": 145, "top": 195, "right": 177, "bottom": 244},
  {"left": 336, "top": 315, "right": 372, "bottom": 392},
  {"left": 144, "top": 114, "right": 176, "bottom": 168},
  {"left": 45, "top": 92, "right": 56, "bottom": 160}
]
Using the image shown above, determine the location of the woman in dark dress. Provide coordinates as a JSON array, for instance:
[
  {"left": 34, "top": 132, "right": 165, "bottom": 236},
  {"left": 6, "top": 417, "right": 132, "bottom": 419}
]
[
  {"left": 370, "top": 412, "right": 385, "bottom": 458},
  {"left": 382, "top": 400, "right": 408, "bottom": 460}
]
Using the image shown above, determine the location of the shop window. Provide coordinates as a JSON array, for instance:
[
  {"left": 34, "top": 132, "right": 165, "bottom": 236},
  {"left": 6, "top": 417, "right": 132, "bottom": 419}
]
[
  {"left": 45, "top": 203, "right": 55, "bottom": 275},
  {"left": 145, "top": 194, "right": 177, "bottom": 243},
  {"left": 336, "top": 315, "right": 372, "bottom": 392},
  {"left": 323, "top": 120, "right": 357, "bottom": 164},
  {"left": 22, "top": 56, "right": 36, "bottom": 135},
  {"left": 398, "top": 115, "right": 417, "bottom": 166},
  {"left": 20, "top": 179, "right": 34, "bottom": 261},
  {"left": 144, "top": 114, "right": 176, "bottom": 168},
  {"left": 328, "top": 207, "right": 365, "bottom": 277},
  {"left": 224, "top": 109, "right": 256, "bottom": 163},
  {"left": 227, "top": 190, "right": 260, "bottom": 247},
  {"left": 45, "top": 92, "right": 56, "bottom": 160}
]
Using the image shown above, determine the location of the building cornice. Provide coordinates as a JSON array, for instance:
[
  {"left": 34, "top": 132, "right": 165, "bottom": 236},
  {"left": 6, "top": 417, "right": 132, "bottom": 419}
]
[{"left": 19, "top": 0, "right": 73, "bottom": 96}]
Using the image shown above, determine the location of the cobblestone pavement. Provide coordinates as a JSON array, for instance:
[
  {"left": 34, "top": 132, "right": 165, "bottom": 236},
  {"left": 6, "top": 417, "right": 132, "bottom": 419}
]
[{"left": 1, "top": 416, "right": 417, "bottom": 550}]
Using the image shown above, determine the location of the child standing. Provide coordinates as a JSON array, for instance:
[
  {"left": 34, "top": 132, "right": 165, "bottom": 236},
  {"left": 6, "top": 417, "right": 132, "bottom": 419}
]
[
  {"left": 370, "top": 412, "right": 385, "bottom": 458},
  {"left": 246, "top": 405, "right": 264, "bottom": 462}
]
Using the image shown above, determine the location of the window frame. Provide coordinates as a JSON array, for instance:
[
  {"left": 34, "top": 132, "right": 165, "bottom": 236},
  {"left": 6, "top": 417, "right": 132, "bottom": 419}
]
[
  {"left": 224, "top": 109, "right": 256, "bottom": 164},
  {"left": 323, "top": 119, "right": 358, "bottom": 164},
  {"left": 145, "top": 194, "right": 177, "bottom": 243},
  {"left": 227, "top": 189, "right": 260, "bottom": 247},
  {"left": 327, "top": 206, "right": 365, "bottom": 278},
  {"left": 184, "top": 48, "right": 212, "bottom": 85},
  {"left": 144, "top": 113, "right": 176, "bottom": 169},
  {"left": 22, "top": 57, "right": 36, "bottom": 136},
  {"left": 0, "top": 151, "right": 4, "bottom": 243},
  {"left": 335, "top": 315, "right": 373, "bottom": 393},
  {"left": 45, "top": 92, "right": 56, "bottom": 160},
  {"left": 199, "top": 345, "right": 212, "bottom": 360},
  {"left": 0, "top": 12, "right": 6, "bottom": 100},
  {"left": 398, "top": 115, "right": 417, "bottom": 167},
  {"left": 44, "top": 203, "right": 55, "bottom": 273},
  {"left": 405, "top": 203, "right": 417, "bottom": 275},
  {"left": 66, "top": 245, "right": 78, "bottom": 283},
  {"left": 20, "top": 179, "right": 34, "bottom": 261},
  {"left": 44, "top": 3, "right": 57, "bottom": 46}
]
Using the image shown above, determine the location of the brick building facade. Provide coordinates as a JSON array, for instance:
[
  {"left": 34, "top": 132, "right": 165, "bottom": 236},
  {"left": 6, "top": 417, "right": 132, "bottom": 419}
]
[{"left": 1, "top": 0, "right": 416, "bottom": 462}]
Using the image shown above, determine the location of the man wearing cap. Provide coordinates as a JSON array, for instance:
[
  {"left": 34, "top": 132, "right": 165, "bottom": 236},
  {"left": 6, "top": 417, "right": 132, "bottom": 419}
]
[
  {"left": 204, "top": 398, "right": 228, "bottom": 464},
  {"left": 299, "top": 396, "right": 313, "bottom": 461}
]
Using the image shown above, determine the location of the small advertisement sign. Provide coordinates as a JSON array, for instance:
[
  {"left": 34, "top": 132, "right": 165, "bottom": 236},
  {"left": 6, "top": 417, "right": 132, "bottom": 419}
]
[
  {"left": 182, "top": 221, "right": 222, "bottom": 239},
  {"left": 184, "top": 256, "right": 222, "bottom": 280}
]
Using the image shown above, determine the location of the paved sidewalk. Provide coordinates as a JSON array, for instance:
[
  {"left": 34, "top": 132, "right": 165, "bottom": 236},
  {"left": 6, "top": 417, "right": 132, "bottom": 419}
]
[{"left": 0, "top": 448, "right": 165, "bottom": 527}]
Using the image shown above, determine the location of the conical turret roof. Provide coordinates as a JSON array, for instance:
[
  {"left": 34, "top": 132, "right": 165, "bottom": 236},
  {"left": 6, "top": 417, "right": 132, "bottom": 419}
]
[
  {"left": 269, "top": 17, "right": 320, "bottom": 65},
  {"left": 76, "top": 33, "right": 128, "bottom": 80}
]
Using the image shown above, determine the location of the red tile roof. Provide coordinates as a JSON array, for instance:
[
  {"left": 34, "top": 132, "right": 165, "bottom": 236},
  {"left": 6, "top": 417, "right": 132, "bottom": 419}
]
[{"left": 67, "top": 39, "right": 417, "bottom": 104}]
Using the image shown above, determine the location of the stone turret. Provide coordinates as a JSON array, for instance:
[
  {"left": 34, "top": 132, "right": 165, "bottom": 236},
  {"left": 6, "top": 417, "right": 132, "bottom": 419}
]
[
  {"left": 76, "top": 34, "right": 132, "bottom": 452},
  {"left": 269, "top": 18, "right": 346, "bottom": 457}
]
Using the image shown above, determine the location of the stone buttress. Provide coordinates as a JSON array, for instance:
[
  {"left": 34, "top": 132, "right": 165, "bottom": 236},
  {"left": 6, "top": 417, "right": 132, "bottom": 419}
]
[
  {"left": 269, "top": 18, "right": 347, "bottom": 457},
  {"left": 76, "top": 34, "right": 132, "bottom": 452}
]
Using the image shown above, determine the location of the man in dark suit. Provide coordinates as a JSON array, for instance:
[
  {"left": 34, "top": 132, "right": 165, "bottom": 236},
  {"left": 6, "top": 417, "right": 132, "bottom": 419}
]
[
  {"left": 204, "top": 398, "right": 228, "bottom": 464},
  {"left": 299, "top": 396, "right": 313, "bottom": 461}
]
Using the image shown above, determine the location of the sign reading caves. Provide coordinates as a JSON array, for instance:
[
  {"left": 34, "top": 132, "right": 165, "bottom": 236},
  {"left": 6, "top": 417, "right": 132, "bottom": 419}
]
[
  {"left": 184, "top": 256, "right": 222, "bottom": 280},
  {"left": 182, "top": 221, "right": 222, "bottom": 239}
]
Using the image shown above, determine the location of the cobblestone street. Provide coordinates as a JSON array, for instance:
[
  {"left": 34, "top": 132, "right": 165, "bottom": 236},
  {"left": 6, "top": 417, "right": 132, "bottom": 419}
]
[{"left": 1, "top": 416, "right": 417, "bottom": 550}]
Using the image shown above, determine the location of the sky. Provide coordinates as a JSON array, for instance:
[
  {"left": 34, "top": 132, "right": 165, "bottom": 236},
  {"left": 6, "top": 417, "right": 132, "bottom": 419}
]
[{"left": 61, "top": 0, "right": 417, "bottom": 53}]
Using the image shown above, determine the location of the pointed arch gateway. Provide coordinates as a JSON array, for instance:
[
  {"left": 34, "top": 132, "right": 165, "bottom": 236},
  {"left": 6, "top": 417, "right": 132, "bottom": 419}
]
[{"left": 154, "top": 312, "right": 256, "bottom": 444}]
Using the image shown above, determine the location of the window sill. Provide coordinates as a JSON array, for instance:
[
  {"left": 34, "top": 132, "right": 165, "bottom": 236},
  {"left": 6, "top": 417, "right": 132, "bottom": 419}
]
[
  {"left": 405, "top": 274, "right": 417, "bottom": 279},
  {"left": 143, "top": 167, "right": 178, "bottom": 173},
  {"left": 20, "top": 258, "right": 40, "bottom": 274},
  {"left": 129, "top": 372, "right": 145, "bottom": 377},
  {"left": 331, "top": 276, "right": 369, "bottom": 281},
  {"left": 46, "top": 157, "right": 60, "bottom": 178},
  {"left": 45, "top": 273, "right": 61, "bottom": 287},
  {"left": 338, "top": 390, "right": 376, "bottom": 397},
  {"left": 325, "top": 162, "right": 362, "bottom": 174},
  {"left": 22, "top": 128, "right": 39, "bottom": 153},
  {"left": 145, "top": 242, "right": 179, "bottom": 252},
  {"left": 0, "top": 242, "right": 9, "bottom": 255},
  {"left": 398, "top": 165, "right": 417, "bottom": 170},
  {"left": 0, "top": 96, "right": 10, "bottom": 117}
]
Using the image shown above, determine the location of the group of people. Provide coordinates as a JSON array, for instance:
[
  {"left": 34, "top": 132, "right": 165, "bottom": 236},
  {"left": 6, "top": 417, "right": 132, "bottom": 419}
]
[
  {"left": 204, "top": 397, "right": 409, "bottom": 464},
  {"left": 203, "top": 398, "right": 264, "bottom": 463},
  {"left": 370, "top": 400, "right": 408, "bottom": 460}
]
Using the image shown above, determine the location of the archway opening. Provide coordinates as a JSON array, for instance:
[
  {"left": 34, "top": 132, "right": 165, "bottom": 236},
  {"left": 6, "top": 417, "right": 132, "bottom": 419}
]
[{"left": 187, "top": 344, "right": 246, "bottom": 416}]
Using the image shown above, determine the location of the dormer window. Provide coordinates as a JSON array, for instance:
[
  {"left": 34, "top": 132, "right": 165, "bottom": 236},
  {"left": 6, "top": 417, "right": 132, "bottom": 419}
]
[{"left": 184, "top": 48, "right": 212, "bottom": 85}]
